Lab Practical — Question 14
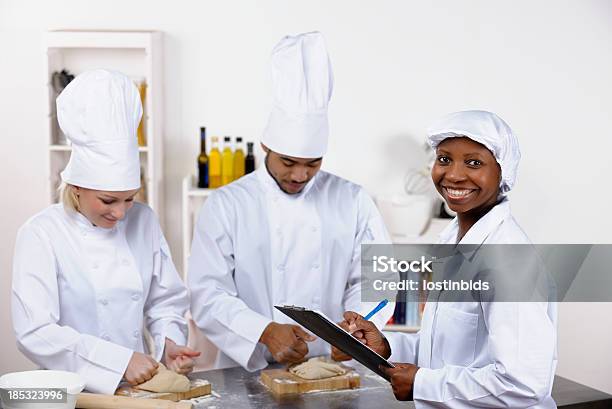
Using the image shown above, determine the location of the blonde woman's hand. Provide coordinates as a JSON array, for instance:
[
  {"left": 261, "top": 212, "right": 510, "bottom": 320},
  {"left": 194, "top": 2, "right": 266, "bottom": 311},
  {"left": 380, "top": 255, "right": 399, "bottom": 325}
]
[
  {"left": 124, "top": 352, "right": 159, "bottom": 385},
  {"left": 162, "top": 338, "right": 201, "bottom": 375}
]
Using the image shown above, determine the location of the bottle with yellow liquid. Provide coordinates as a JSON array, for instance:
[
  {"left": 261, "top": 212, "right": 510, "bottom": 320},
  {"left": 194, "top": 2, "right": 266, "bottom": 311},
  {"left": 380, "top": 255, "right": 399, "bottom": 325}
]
[
  {"left": 233, "top": 137, "right": 245, "bottom": 181},
  {"left": 221, "top": 136, "right": 234, "bottom": 186},
  {"left": 136, "top": 79, "right": 146, "bottom": 146},
  {"left": 209, "top": 136, "right": 222, "bottom": 188}
]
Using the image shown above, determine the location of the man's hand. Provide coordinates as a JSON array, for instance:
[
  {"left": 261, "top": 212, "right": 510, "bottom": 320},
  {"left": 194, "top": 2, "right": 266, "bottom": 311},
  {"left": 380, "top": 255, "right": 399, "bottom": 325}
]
[
  {"left": 259, "top": 322, "right": 316, "bottom": 364},
  {"left": 331, "top": 311, "right": 391, "bottom": 361},
  {"left": 380, "top": 363, "right": 420, "bottom": 401},
  {"left": 161, "top": 338, "right": 201, "bottom": 375},
  {"left": 124, "top": 352, "right": 159, "bottom": 385}
]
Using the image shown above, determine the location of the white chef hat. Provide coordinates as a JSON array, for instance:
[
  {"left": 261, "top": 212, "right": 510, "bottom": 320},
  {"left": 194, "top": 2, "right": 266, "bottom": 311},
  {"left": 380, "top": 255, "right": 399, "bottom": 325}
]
[
  {"left": 427, "top": 110, "right": 521, "bottom": 193},
  {"left": 262, "top": 31, "right": 333, "bottom": 159},
  {"left": 58, "top": 69, "right": 142, "bottom": 191}
]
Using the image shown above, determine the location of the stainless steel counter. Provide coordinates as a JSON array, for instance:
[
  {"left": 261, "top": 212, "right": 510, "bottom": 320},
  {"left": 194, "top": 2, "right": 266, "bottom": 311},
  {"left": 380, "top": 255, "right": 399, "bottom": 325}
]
[{"left": 189, "top": 363, "right": 612, "bottom": 408}]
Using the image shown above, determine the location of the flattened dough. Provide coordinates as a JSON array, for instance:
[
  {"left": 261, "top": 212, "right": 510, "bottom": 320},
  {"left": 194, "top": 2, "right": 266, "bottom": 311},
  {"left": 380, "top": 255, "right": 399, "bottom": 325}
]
[
  {"left": 289, "top": 357, "right": 346, "bottom": 380},
  {"left": 136, "top": 363, "right": 190, "bottom": 393}
]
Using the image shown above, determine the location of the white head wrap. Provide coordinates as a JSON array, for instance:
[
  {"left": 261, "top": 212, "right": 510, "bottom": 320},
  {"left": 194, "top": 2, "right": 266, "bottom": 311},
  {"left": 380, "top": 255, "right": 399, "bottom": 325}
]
[
  {"left": 262, "top": 31, "right": 333, "bottom": 158},
  {"left": 427, "top": 110, "right": 520, "bottom": 193},
  {"left": 58, "top": 69, "right": 142, "bottom": 191}
]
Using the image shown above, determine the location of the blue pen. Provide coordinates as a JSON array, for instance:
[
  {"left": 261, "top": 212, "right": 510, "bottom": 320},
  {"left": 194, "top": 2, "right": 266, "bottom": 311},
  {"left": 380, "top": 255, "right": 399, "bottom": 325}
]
[{"left": 363, "top": 299, "right": 389, "bottom": 321}]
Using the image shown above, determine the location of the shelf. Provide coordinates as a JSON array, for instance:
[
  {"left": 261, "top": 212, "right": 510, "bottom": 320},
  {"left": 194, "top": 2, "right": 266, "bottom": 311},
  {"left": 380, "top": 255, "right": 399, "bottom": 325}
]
[
  {"left": 49, "top": 145, "right": 71, "bottom": 152},
  {"left": 384, "top": 324, "right": 420, "bottom": 333},
  {"left": 182, "top": 174, "right": 221, "bottom": 197},
  {"left": 46, "top": 30, "right": 158, "bottom": 50},
  {"left": 49, "top": 144, "right": 149, "bottom": 153},
  {"left": 187, "top": 187, "right": 216, "bottom": 197}
]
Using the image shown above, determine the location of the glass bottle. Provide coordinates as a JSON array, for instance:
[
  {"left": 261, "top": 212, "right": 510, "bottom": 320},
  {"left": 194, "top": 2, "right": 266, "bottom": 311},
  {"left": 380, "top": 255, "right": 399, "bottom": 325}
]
[
  {"left": 245, "top": 142, "right": 256, "bottom": 174},
  {"left": 209, "top": 136, "right": 222, "bottom": 188},
  {"left": 197, "top": 127, "right": 209, "bottom": 188},
  {"left": 233, "top": 137, "right": 245, "bottom": 181},
  {"left": 221, "top": 136, "right": 234, "bottom": 186}
]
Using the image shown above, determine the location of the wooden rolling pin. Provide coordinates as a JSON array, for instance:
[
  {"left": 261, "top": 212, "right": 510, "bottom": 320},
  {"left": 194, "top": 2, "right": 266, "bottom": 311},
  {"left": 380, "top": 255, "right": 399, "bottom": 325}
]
[{"left": 76, "top": 392, "right": 193, "bottom": 409}]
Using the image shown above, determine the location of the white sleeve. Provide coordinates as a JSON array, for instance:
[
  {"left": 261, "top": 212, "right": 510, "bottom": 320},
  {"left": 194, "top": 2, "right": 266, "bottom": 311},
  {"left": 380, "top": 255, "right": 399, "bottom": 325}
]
[
  {"left": 143, "top": 219, "right": 189, "bottom": 361},
  {"left": 413, "top": 302, "right": 557, "bottom": 408},
  {"left": 344, "top": 189, "right": 395, "bottom": 329},
  {"left": 187, "top": 193, "right": 271, "bottom": 371},
  {"left": 11, "top": 224, "right": 133, "bottom": 395},
  {"left": 384, "top": 331, "right": 420, "bottom": 364}
]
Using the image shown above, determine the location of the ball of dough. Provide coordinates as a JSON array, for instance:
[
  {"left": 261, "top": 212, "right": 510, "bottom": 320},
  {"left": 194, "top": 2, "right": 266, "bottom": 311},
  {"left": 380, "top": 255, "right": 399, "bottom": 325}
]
[
  {"left": 136, "top": 363, "right": 191, "bottom": 393},
  {"left": 289, "top": 357, "right": 346, "bottom": 380}
]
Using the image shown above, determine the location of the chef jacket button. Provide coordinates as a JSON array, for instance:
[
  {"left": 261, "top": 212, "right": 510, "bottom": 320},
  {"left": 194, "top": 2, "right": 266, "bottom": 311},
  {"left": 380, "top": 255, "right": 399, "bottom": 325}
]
[
  {"left": 277, "top": 264, "right": 285, "bottom": 271},
  {"left": 133, "top": 330, "right": 140, "bottom": 338},
  {"left": 311, "top": 226, "right": 318, "bottom": 232},
  {"left": 92, "top": 263, "right": 99, "bottom": 270},
  {"left": 122, "top": 259, "right": 130, "bottom": 266},
  {"left": 131, "top": 293, "right": 140, "bottom": 301},
  {"left": 275, "top": 227, "right": 282, "bottom": 236},
  {"left": 102, "top": 334, "right": 110, "bottom": 341},
  {"left": 100, "top": 298, "right": 108, "bottom": 306},
  {"left": 312, "top": 263, "right": 319, "bottom": 269}
]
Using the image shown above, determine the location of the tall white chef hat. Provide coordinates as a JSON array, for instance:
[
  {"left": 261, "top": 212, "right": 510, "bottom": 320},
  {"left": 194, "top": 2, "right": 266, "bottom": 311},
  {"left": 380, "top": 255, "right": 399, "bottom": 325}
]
[
  {"left": 58, "top": 69, "right": 142, "bottom": 191},
  {"left": 262, "top": 31, "right": 333, "bottom": 158},
  {"left": 427, "top": 110, "right": 521, "bottom": 193}
]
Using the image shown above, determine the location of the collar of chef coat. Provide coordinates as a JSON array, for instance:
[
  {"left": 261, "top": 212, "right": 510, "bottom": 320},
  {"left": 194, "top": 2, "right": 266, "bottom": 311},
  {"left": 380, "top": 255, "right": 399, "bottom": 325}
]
[
  {"left": 255, "top": 163, "right": 318, "bottom": 198},
  {"left": 63, "top": 206, "right": 119, "bottom": 237},
  {"left": 438, "top": 197, "right": 511, "bottom": 248}
]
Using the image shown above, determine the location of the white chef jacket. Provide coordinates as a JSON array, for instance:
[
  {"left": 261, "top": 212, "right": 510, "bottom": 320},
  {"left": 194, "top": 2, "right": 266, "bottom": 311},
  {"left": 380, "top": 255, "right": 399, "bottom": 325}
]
[
  {"left": 385, "top": 197, "right": 558, "bottom": 408},
  {"left": 12, "top": 203, "right": 189, "bottom": 394},
  {"left": 188, "top": 166, "right": 393, "bottom": 371}
]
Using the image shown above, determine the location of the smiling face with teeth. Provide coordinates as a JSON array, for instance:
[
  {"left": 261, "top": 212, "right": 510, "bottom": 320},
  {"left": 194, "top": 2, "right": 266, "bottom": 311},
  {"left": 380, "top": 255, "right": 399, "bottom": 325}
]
[{"left": 431, "top": 137, "right": 502, "bottom": 233}]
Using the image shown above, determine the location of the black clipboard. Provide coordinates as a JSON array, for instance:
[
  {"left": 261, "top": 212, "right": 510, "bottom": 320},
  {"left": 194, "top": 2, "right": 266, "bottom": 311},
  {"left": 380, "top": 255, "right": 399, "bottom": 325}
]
[{"left": 275, "top": 305, "right": 394, "bottom": 380}]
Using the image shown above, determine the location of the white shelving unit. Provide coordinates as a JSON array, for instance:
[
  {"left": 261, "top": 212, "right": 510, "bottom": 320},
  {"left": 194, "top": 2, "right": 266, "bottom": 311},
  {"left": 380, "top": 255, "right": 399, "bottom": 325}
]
[
  {"left": 181, "top": 175, "right": 214, "bottom": 277},
  {"left": 43, "top": 30, "right": 165, "bottom": 224}
]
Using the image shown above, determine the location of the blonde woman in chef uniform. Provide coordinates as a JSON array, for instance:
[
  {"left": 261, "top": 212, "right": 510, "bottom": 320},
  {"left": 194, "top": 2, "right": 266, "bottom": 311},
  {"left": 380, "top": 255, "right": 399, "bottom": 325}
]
[
  {"left": 11, "top": 69, "right": 199, "bottom": 394},
  {"left": 334, "top": 111, "right": 558, "bottom": 408}
]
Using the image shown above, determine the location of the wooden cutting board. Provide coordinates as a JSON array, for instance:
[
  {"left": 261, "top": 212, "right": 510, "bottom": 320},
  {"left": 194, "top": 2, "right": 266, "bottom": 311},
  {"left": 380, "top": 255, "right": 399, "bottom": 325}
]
[
  {"left": 76, "top": 392, "right": 193, "bottom": 409},
  {"left": 114, "top": 379, "right": 211, "bottom": 402},
  {"left": 260, "top": 367, "right": 360, "bottom": 395}
]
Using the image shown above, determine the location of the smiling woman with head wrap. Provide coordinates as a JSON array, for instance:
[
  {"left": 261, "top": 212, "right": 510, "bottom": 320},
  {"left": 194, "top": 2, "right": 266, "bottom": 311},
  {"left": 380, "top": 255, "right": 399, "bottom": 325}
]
[
  {"left": 426, "top": 110, "right": 522, "bottom": 241},
  {"left": 335, "top": 110, "right": 558, "bottom": 408}
]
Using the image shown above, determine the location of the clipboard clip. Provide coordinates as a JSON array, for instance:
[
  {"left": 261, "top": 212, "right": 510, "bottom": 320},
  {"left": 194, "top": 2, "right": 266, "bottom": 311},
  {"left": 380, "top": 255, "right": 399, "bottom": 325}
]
[{"left": 281, "top": 305, "right": 306, "bottom": 311}]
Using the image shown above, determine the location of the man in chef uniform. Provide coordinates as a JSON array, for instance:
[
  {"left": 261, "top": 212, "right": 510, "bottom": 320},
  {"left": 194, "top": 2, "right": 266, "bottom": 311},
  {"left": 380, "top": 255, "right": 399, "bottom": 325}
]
[{"left": 188, "top": 32, "right": 393, "bottom": 371}]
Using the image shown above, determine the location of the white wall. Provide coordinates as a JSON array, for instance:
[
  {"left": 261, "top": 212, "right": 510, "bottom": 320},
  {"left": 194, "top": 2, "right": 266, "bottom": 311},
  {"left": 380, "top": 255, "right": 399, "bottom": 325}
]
[{"left": 1, "top": 0, "right": 611, "bottom": 394}]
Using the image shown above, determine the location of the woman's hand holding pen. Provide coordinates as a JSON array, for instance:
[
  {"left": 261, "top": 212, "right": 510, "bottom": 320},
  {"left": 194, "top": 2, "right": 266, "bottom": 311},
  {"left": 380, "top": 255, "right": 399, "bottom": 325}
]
[{"left": 331, "top": 311, "right": 391, "bottom": 361}]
